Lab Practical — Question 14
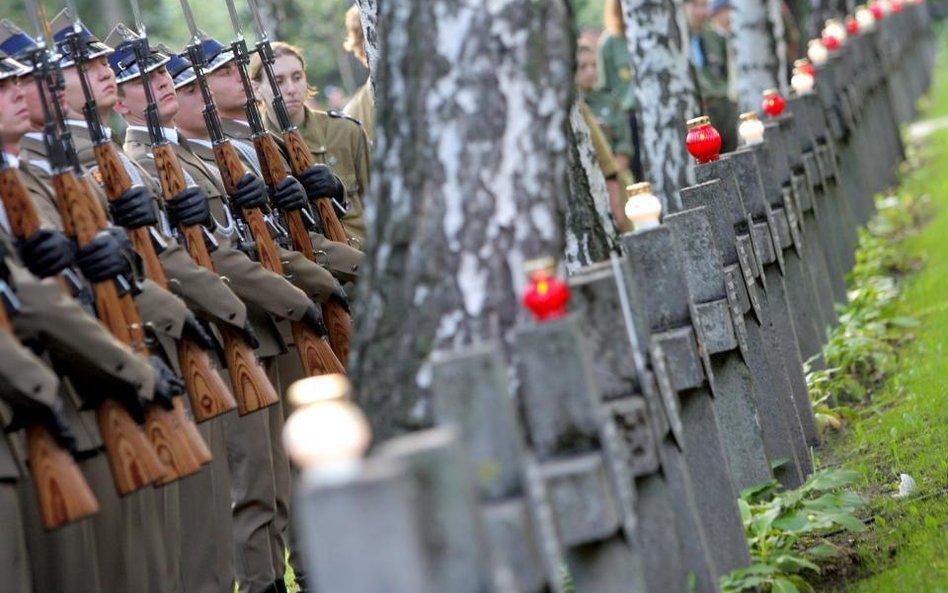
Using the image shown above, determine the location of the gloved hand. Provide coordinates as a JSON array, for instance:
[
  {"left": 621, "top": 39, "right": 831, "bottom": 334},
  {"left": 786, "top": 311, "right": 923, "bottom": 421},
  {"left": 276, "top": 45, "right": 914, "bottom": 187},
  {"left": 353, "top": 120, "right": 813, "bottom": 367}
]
[
  {"left": 296, "top": 164, "right": 344, "bottom": 201},
  {"left": 300, "top": 304, "right": 328, "bottom": 337},
  {"left": 109, "top": 185, "right": 158, "bottom": 229},
  {"left": 7, "top": 398, "right": 78, "bottom": 456},
  {"left": 75, "top": 229, "right": 133, "bottom": 283},
  {"left": 328, "top": 284, "right": 350, "bottom": 314},
  {"left": 20, "top": 228, "right": 75, "bottom": 278},
  {"left": 229, "top": 173, "right": 268, "bottom": 211},
  {"left": 271, "top": 176, "right": 308, "bottom": 212},
  {"left": 181, "top": 312, "right": 217, "bottom": 351},
  {"left": 239, "top": 321, "right": 260, "bottom": 350},
  {"left": 166, "top": 186, "right": 213, "bottom": 229},
  {"left": 148, "top": 355, "right": 185, "bottom": 410}
]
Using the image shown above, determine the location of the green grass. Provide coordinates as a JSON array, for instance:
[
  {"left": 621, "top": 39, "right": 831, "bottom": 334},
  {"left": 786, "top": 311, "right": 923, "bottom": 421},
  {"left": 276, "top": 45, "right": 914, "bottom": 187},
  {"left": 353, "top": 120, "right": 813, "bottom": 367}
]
[{"left": 813, "top": 32, "right": 948, "bottom": 592}]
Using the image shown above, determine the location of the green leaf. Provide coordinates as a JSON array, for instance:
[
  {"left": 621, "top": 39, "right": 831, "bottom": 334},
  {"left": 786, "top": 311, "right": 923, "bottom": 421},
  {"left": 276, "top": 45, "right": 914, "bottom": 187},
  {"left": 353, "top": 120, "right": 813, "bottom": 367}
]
[
  {"left": 775, "top": 554, "right": 820, "bottom": 573},
  {"left": 773, "top": 510, "right": 810, "bottom": 532},
  {"left": 773, "top": 576, "right": 801, "bottom": 593},
  {"left": 806, "top": 543, "right": 839, "bottom": 558},
  {"left": 828, "top": 513, "right": 867, "bottom": 532}
]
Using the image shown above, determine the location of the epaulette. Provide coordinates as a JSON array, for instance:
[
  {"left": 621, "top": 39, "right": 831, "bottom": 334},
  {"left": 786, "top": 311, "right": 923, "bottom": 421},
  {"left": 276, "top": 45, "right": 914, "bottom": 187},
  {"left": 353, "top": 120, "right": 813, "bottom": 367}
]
[{"left": 328, "top": 110, "right": 363, "bottom": 127}]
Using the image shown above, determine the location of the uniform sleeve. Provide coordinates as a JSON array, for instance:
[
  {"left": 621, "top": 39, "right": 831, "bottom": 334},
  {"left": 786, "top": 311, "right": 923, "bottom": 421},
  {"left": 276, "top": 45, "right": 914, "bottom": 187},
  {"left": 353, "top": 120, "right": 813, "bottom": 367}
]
[
  {"left": 158, "top": 243, "right": 248, "bottom": 329},
  {"left": 210, "top": 244, "right": 313, "bottom": 321},
  {"left": 308, "top": 232, "right": 363, "bottom": 283},
  {"left": 0, "top": 329, "right": 60, "bottom": 411},
  {"left": 8, "top": 264, "right": 155, "bottom": 402},
  {"left": 279, "top": 246, "right": 343, "bottom": 303}
]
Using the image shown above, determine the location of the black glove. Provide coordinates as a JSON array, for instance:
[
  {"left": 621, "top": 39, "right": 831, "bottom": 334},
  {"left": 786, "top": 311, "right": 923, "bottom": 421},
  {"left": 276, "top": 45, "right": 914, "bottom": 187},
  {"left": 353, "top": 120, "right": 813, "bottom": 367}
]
[
  {"left": 240, "top": 321, "right": 260, "bottom": 350},
  {"left": 75, "top": 230, "right": 133, "bottom": 283},
  {"left": 296, "top": 164, "right": 344, "bottom": 201},
  {"left": 181, "top": 312, "right": 217, "bottom": 351},
  {"left": 271, "top": 176, "right": 308, "bottom": 212},
  {"left": 0, "top": 241, "right": 10, "bottom": 282},
  {"left": 328, "top": 284, "right": 350, "bottom": 314},
  {"left": 148, "top": 355, "right": 185, "bottom": 410},
  {"left": 20, "top": 229, "right": 75, "bottom": 278},
  {"left": 229, "top": 173, "right": 268, "bottom": 211},
  {"left": 109, "top": 185, "right": 158, "bottom": 229},
  {"left": 7, "top": 398, "right": 78, "bottom": 456},
  {"left": 166, "top": 186, "right": 213, "bottom": 229},
  {"left": 301, "top": 304, "right": 328, "bottom": 337}
]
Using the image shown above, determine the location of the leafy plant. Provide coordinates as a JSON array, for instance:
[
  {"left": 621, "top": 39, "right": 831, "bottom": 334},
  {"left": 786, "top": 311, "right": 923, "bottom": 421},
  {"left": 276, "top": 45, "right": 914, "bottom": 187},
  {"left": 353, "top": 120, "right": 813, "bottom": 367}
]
[{"left": 721, "top": 469, "right": 867, "bottom": 593}]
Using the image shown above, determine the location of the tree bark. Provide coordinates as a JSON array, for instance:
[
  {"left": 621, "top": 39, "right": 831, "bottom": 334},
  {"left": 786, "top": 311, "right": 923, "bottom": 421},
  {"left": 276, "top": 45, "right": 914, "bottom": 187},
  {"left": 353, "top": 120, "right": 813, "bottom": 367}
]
[
  {"left": 350, "top": 0, "right": 575, "bottom": 441},
  {"left": 356, "top": 0, "right": 380, "bottom": 91},
  {"left": 619, "top": 0, "right": 701, "bottom": 211},
  {"left": 564, "top": 101, "right": 621, "bottom": 273},
  {"left": 732, "top": 0, "right": 785, "bottom": 113}
]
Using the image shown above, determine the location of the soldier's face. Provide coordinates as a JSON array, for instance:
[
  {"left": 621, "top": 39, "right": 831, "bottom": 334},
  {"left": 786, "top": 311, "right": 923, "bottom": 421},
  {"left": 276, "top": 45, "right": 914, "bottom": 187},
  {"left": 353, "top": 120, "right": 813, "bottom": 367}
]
[
  {"left": 206, "top": 61, "right": 245, "bottom": 112},
  {"left": 575, "top": 50, "right": 598, "bottom": 92},
  {"left": 62, "top": 56, "right": 119, "bottom": 114},
  {"left": 116, "top": 66, "right": 180, "bottom": 124},
  {"left": 174, "top": 82, "right": 207, "bottom": 133},
  {"left": 18, "top": 74, "right": 55, "bottom": 128},
  {"left": 0, "top": 77, "right": 30, "bottom": 141},
  {"left": 685, "top": 0, "right": 709, "bottom": 32},
  {"left": 257, "top": 54, "right": 308, "bottom": 119}
]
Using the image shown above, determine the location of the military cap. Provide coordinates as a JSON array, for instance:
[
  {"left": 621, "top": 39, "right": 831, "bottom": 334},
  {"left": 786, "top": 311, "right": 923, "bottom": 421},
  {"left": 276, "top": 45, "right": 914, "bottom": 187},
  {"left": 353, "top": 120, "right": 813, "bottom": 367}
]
[
  {"left": 50, "top": 8, "right": 112, "bottom": 68},
  {"left": 0, "top": 19, "right": 40, "bottom": 61},
  {"left": 104, "top": 23, "right": 170, "bottom": 85},
  {"left": 186, "top": 36, "right": 234, "bottom": 75},
  {"left": 165, "top": 51, "right": 196, "bottom": 89},
  {"left": 0, "top": 50, "right": 31, "bottom": 79}
]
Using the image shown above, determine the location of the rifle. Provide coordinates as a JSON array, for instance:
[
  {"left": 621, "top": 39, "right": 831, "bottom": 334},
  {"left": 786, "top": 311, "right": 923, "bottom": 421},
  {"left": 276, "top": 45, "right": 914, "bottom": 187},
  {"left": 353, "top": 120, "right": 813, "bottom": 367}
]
[
  {"left": 180, "top": 0, "right": 343, "bottom": 378},
  {"left": 63, "top": 2, "right": 236, "bottom": 423},
  {"left": 123, "top": 8, "right": 277, "bottom": 416},
  {"left": 243, "top": 0, "right": 352, "bottom": 365},
  {"left": 19, "top": 4, "right": 204, "bottom": 491},
  {"left": 0, "top": 195, "right": 99, "bottom": 529}
]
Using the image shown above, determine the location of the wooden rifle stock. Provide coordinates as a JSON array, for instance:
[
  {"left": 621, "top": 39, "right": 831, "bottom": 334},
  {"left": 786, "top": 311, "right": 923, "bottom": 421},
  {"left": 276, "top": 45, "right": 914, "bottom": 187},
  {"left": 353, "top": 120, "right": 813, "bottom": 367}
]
[
  {"left": 213, "top": 140, "right": 343, "bottom": 377},
  {"left": 52, "top": 168, "right": 205, "bottom": 490},
  {"left": 0, "top": 165, "right": 165, "bottom": 494},
  {"left": 152, "top": 143, "right": 278, "bottom": 415},
  {"left": 91, "top": 142, "right": 237, "bottom": 422},
  {"left": 253, "top": 133, "right": 351, "bottom": 366},
  {"left": 0, "top": 290, "right": 99, "bottom": 529}
]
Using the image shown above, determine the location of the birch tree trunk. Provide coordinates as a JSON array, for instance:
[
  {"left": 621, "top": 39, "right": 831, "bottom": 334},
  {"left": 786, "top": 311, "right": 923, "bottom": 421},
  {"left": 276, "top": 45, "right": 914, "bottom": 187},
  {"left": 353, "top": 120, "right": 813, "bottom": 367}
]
[
  {"left": 732, "top": 0, "right": 785, "bottom": 113},
  {"left": 769, "top": 0, "right": 789, "bottom": 96},
  {"left": 619, "top": 0, "right": 701, "bottom": 211},
  {"left": 350, "top": 0, "right": 575, "bottom": 441},
  {"left": 565, "top": 101, "right": 621, "bottom": 273},
  {"left": 356, "top": 0, "right": 380, "bottom": 90}
]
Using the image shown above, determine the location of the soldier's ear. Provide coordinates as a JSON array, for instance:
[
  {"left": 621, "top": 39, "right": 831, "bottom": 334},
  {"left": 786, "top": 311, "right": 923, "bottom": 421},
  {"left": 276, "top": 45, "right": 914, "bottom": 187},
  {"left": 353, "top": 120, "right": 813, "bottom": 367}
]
[{"left": 114, "top": 96, "right": 130, "bottom": 118}]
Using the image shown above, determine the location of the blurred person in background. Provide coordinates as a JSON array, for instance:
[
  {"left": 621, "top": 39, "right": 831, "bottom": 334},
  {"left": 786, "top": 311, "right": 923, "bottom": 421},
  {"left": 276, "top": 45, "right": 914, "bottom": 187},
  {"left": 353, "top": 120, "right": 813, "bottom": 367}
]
[
  {"left": 597, "top": 0, "right": 644, "bottom": 182},
  {"left": 576, "top": 41, "right": 629, "bottom": 232},
  {"left": 342, "top": 5, "right": 375, "bottom": 144},
  {"left": 697, "top": 0, "right": 739, "bottom": 152}
]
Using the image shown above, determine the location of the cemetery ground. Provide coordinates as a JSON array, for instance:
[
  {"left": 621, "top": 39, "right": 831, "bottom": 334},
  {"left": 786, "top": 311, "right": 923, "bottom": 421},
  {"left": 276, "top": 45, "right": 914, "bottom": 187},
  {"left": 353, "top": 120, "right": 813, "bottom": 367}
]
[{"left": 807, "top": 31, "right": 948, "bottom": 592}]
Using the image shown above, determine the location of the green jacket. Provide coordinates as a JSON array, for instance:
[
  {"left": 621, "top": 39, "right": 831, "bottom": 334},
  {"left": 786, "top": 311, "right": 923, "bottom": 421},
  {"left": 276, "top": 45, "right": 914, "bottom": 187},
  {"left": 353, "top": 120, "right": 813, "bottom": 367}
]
[
  {"left": 582, "top": 89, "right": 633, "bottom": 158},
  {"left": 696, "top": 24, "right": 731, "bottom": 101},
  {"left": 597, "top": 33, "right": 637, "bottom": 112}
]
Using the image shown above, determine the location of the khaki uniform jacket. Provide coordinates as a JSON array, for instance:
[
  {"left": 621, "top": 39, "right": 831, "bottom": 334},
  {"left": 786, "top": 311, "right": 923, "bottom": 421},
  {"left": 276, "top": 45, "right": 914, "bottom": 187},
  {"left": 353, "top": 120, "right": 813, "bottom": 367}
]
[
  {"left": 342, "top": 80, "right": 375, "bottom": 145},
  {"left": 123, "top": 128, "right": 315, "bottom": 358},
  {"left": 264, "top": 107, "right": 370, "bottom": 247},
  {"left": 64, "top": 123, "right": 249, "bottom": 332},
  {"left": 17, "top": 135, "right": 191, "bottom": 343},
  {"left": 219, "top": 118, "right": 363, "bottom": 283}
]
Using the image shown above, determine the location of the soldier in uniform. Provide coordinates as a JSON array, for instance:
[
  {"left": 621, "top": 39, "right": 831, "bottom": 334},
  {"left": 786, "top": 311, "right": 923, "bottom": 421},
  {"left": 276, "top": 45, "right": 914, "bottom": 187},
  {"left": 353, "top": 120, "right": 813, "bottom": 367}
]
[
  {"left": 695, "top": 0, "right": 739, "bottom": 152},
  {"left": 250, "top": 41, "right": 371, "bottom": 249},
  {"left": 341, "top": 5, "right": 375, "bottom": 144},
  {"left": 106, "top": 25, "right": 335, "bottom": 593}
]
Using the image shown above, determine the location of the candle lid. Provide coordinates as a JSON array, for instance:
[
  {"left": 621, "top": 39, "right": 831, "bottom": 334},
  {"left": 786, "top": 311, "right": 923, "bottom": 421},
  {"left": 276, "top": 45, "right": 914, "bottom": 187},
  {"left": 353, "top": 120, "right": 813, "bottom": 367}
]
[
  {"left": 739, "top": 112, "right": 760, "bottom": 122},
  {"left": 626, "top": 182, "right": 653, "bottom": 198},
  {"left": 687, "top": 115, "right": 711, "bottom": 129},
  {"left": 523, "top": 256, "right": 557, "bottom": 277},
  {"left": 762, "top": 88, "right": 779, "bottom": 97}
]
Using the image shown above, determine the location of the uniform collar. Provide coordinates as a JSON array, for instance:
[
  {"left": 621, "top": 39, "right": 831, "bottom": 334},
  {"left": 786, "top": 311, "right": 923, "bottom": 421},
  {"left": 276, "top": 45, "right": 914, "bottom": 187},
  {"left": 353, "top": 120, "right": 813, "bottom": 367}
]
[
  {"left": 2, "top": 151, "right": 19, "bottom": 169},
  {"left": 65, "top": 118, "right": 113, "bottom": 140},
  {"left": 126, "top": 124, "right": 178, "bottom": 145}
]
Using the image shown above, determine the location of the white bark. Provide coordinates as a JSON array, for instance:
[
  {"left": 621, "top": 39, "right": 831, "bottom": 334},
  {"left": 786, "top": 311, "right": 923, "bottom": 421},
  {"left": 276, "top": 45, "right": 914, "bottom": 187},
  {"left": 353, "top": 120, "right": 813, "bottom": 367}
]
[
  {"left": 356, "top": 0, "right": 379, "bottom": 91},
  {"left": 350, "top": 0, "right": 575, "bottom": 441},
  {"left": 564, "top": 101, "right": 621, "bottom": 273},
  {"left": 732, "top": 0, "right": 783, "bottom": 113},
  {"left": 619, "top": 0, "right": 701, "bottom": 211}
]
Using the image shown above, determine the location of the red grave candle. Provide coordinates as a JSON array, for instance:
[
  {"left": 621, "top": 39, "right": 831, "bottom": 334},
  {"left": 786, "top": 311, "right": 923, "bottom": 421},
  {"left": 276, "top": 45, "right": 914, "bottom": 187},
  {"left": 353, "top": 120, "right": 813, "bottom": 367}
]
[{"left": 686, "top": 116, "right": 722, "bottom": 164}]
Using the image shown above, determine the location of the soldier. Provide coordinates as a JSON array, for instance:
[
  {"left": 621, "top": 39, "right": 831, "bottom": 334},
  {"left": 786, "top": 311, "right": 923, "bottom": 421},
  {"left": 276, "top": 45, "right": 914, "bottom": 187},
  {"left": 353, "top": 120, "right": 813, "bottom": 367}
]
[
  {"left": 106, "top": 25, "right": 330, "bottom": 593},
  {"left": 250, "top": 41, "right": 371, "bottom": 249},
  {"left": 0, "top": 29, "right": 192, "bottom": 593},
  {"left": 341, "top": 5, "right": 375, "bottom": 144},
  {"left": 697, "top": 0, "right": 739, "bottom": 153},
  {"left": 179, "top": 39, "right": 363, "bottom": 286}
]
